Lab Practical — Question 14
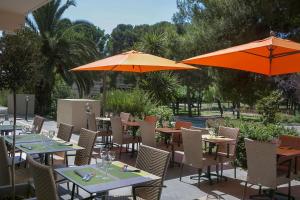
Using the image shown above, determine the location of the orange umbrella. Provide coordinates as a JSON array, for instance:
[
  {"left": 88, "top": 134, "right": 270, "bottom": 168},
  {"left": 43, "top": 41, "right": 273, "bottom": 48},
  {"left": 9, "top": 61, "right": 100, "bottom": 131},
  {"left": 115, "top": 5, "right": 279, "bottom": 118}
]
[
  {"left": 71, "top": 50, "right": 197, "bottom": 72},
  {"left": 182, "top": 36, "right": 300, "bottom": 76}
]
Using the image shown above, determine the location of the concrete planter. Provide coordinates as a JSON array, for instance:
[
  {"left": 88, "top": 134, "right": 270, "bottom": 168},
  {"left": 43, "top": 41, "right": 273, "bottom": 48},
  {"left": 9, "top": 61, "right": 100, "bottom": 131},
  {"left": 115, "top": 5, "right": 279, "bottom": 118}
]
[{"left": 57, "top": 99, "right": 100, "bottom": 132}]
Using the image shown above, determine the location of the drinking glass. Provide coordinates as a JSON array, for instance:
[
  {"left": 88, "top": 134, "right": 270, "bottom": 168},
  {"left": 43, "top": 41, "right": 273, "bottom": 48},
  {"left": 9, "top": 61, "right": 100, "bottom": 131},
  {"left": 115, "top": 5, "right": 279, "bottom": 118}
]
[
  {"left": 0, "top": 116, "right": 4, "bottom": 125},
  {"left": 105, "top": 112, "right": 108, "bottom": 118},
  {"left": 9, "top": 119, "right": 13, "bottom": 125},
  {"left": 48, "top": 130, "right": 55, "bottom": 145},
  {"left": 109, "top": 151, "right": 116, "bottom": 162}
]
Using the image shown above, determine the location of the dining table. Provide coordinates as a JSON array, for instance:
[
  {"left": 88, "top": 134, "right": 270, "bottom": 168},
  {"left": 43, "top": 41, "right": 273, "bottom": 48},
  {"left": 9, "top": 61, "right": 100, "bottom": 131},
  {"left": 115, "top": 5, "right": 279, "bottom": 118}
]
[
  {"left": 4, "top": 134, "right": 84, "bottom": 165},
  {"left": 0, "top": 124, "right": 22, "bottom": 135},
  {"left": 122, "top": 120, "right": 140, "bottom": 157},
  {"left": 277, "top": 146, "right": 300, "bottom": 174},
  {"left": 55, "top": 160, "right": 160, "bottom": 200}
]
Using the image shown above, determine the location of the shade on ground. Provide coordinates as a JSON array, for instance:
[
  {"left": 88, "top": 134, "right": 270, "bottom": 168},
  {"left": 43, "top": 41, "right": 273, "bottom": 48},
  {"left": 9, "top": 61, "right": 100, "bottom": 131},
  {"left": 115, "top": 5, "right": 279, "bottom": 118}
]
[
  {"left": 182, "top": 36, "right": 300, "bottom": 76},
  {"left": 71, "top": 50, "right": 197, "bottom": 73}
]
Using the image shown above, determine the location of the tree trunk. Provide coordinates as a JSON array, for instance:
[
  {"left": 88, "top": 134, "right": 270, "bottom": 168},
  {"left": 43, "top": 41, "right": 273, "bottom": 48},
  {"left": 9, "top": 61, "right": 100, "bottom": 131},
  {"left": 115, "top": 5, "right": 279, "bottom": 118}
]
[
  {"left": 237, "top": 101, "right": 241, "bottom": 119},
  {"left": 11, "top": 90, "right": 16, "bottom": 199},
  {"left": 176, "top": 101, "right": 179, "bottom": 115},
  {"left": 232, "top": 102, "right": 236, "bottom": 116},
  {"left": 35, "top": 77, "right": 54, "bottom": 115},
  {"left": 187, "top": 86, "right": 192, "bottom": 117},
  {"left": 172, "top": 102, "right": 176, "bottom": 115},
  {"left": 216, "top": 98, "right": 223, "bottom": 117}
]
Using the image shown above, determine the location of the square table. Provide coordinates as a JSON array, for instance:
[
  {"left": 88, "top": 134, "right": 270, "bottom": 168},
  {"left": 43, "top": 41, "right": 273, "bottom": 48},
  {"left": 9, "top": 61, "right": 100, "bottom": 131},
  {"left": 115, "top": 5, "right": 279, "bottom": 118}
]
[
  {"left": 277, "top": 146, "right": 300, "bottom": 174},
  {"left": 4, "top": 134, "right": 47, "bottom": 144},
  {"left": 55, "top": 161, "right": 160, "bottom": 198}
]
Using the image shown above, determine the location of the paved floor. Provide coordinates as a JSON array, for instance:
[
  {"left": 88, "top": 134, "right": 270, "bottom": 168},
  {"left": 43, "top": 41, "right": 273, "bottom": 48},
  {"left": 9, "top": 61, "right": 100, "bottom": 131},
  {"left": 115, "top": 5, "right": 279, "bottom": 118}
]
[{"left": 14, "top": 117, "right": 300, "bottom": 200}]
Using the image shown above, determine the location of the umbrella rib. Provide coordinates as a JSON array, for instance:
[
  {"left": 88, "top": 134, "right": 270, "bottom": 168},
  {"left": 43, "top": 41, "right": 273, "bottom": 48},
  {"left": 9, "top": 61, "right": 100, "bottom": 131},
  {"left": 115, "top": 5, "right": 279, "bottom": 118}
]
[
  {"left": 273, "top": 50, "right": 300, "bottom": 58},
  {"left": 241, "top": 51, "right": 269, "bottom": 59}
]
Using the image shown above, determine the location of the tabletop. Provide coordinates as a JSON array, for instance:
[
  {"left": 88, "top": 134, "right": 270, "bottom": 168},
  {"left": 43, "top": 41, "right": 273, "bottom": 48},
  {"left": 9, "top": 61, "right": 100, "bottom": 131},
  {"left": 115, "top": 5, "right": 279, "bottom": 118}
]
[
  {"left": 55, "top": 161, "right": 160, "bottom": 194},
  {"left": 5, "top": 134, "right": 47, "bottom": 144},
  {"left": 277, "top": 146, "right": 300, "bottom": 157},
  {"left": 15, "top": 139, "right": 84, "bottom": 154},
  {"left": 155, "top": 127, "right": 182, "bottom": 134}
]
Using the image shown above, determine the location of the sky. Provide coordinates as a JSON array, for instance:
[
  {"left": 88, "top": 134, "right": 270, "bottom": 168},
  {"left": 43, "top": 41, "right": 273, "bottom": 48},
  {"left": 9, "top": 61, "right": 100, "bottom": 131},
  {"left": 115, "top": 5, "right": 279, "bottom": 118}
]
[{"left": 63, "top": 0, "right": 178, "bottom": 34}]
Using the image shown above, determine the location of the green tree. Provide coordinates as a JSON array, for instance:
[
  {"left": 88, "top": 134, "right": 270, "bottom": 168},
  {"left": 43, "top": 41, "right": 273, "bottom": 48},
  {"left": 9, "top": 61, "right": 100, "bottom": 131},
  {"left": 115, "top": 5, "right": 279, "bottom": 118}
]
[
  {"left": 0, "top": 29, "right": 42, "bottom": 198},
  {"left": 26, "top": 0, "right": 104, "bottom": 114}
]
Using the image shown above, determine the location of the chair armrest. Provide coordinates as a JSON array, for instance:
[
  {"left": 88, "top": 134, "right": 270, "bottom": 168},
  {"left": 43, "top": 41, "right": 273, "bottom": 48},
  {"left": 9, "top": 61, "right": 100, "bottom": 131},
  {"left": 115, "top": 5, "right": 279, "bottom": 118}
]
[
  {"left": 278, "top": 158, "right": 293, "bottom": 178},
  {"left": 132, "top": 185, "right": 166, "bottom": 200}
]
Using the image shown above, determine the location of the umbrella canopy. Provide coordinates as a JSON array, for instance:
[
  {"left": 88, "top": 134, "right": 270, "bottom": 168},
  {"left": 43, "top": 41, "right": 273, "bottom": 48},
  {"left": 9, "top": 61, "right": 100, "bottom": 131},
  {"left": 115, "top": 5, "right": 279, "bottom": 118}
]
[
  {"left": 0, "top": 0, "right": 50, "bottom": 33},
  {"left": 71, "top": 50, "right": 197, "bottom": 72},
  {"left": 182, "top": 36, "right": 300, "bottom": 76}
]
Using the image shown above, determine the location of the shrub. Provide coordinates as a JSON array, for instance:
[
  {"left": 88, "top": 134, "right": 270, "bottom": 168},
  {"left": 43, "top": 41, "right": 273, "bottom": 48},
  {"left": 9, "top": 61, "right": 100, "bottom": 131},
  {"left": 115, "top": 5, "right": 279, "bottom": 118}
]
[
  {"left": 256, "top": 91, "right": 282, "bottom": 124},
  {"left": 148, "top": 106, "right": 174, "bottom": 126},
  {"left": 225, "top": 118, "right": 298, "bottom": 169},
  {"left": 106, "top": 89, "right": 156, "bottom": 117}
]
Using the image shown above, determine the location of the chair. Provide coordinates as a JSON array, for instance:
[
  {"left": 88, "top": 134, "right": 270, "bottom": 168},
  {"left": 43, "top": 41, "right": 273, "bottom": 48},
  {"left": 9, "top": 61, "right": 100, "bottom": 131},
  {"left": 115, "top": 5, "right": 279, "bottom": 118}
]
[
  {"left": 0, "top": 137, "right": 33, "bottom": 198},
  {"left": 54, "top": 123, "right": 74, "bottom": 164},
  {"left": 243, "top": 138, "right": 293, "bottom": 199},
  {"left": 111, "top": 116, "right": 139, "bottom": 158},
  {"left": 179, "top": 128, "right": 219, "bottom": 185},
  {"left": 86, "top": 112, "right": 112, "bottom": 146},
  {"left": 217, "top": 126, "right": 240, "bottom": 179},
  {"left": 144, "top": 115, "right": 157, "bottom": 125},
  {"left": 57, "top": 123, "right": 73, "bottom": 142},
  {"left": 32, "top": 115, "right": 45, "bottom": 133},
  {"left": 107, "top": 145, "right": 170, "bottom": 200},
  {"left": 120, "top": 112, "right": 130, "bottom": 123},
  {"left": 206, "top": 118, "right": 225, "bottom": 129},
  {"left": 27, "top": 156, "right": 59, "bottom": 200},
  {"left": 172, "top": 121, "right": 192, "bottom": 148}
]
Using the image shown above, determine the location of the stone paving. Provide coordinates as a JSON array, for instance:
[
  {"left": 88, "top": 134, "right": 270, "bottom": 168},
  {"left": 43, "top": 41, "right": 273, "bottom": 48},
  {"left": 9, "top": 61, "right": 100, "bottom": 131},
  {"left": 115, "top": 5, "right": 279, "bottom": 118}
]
[{"left": 12, "top": 117, "right": 300, "bottom": 200}]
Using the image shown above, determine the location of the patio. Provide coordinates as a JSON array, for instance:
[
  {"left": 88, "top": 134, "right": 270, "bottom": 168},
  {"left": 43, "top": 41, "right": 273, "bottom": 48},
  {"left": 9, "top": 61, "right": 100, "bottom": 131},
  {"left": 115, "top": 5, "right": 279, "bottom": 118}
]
[{"left": 14, "top": 117, "right": 300, "bottom": 200}]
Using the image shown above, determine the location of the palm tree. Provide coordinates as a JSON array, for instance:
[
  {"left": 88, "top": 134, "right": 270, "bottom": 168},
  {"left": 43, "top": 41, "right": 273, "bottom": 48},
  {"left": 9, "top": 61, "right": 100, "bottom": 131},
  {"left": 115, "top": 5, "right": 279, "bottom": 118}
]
[{"left": 26, "top": 0, "right": 101, "bottom": 114}]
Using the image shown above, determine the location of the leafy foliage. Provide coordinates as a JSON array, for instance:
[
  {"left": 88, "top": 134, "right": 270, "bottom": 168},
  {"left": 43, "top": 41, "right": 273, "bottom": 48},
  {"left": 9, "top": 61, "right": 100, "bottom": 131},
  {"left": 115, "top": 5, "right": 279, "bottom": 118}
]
[
  {"left": 256, "top": 91, "right": 282, "bottom": 124},
  {"left": 105, "top": 89, "right": 156, "bottom": 116},
  {"left": 148, "top": 106, "right": 174, "bottom": 122}
]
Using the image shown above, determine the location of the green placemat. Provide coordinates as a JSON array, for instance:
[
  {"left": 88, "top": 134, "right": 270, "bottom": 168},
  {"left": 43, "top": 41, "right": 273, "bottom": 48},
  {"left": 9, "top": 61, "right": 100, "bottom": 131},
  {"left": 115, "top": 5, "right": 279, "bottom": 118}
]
[
  {"left": 17, "top": 141, "right": 78, "bottom": 153},
  {"left": 6, "top": 134, "right": 45, "bottom": 143},
  {"left": 109, "top": 163, "right": 148, "bottom": 179},
  {"left": 63, "top": 168, "right": 115, "bottom": 186}
]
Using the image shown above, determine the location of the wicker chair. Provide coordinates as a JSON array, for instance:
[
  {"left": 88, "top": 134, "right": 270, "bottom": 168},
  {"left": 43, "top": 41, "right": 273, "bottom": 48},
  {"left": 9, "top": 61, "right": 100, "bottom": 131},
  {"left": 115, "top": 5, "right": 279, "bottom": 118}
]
[
  {"left": 32, "top": 115, "right": 45, "bottom": 133},
  {"left": 172, "top": 121, "right": 192, "bottom": 149},
  {"left": 57, "top": 123, "right": 73, "bottom": 142},
  {"left": 0, "top": 137, "right": 33, "bottom": 198},
  {"left": 243, "top": 138, "right": 294, "bottom": 200},
  {"left": 206, "top": 118, "right": 225, "bottom": 129},
  {"left": 27, "top": 156, "right": 59, "bottom": 200},
  {"left": 106, "top": 145, "right": 170, "bottom": 200},
  {"left": 217, "top": 126, "right": 240, "bottom": 179},
  {"left": 179, "top": 128, "right": 219, "bottom": 185},
  {"left": 111, "top": 116, "right": 139, "bottom": 158},
  {"left": 86, "top": 112, "right": 112, "bottom": 145}
]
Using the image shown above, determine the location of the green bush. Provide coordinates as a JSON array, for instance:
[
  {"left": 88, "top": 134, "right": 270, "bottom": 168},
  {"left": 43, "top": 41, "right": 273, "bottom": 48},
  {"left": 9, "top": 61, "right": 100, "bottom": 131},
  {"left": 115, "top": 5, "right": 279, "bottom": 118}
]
[
  {"left": 106, "top": 89, "right": 156, "bottom": 117},
  {"left": 256, "top": 91, "right": 282, "bottom": 124},
  {"left": 225, "top": 118, "right": 298, "bottom": 169},
  {"left": 148, "top": 105, "right": 174, "bottom": 126},
  {"left": 0, "top": 90, "right": 9, "bottom": 106}
]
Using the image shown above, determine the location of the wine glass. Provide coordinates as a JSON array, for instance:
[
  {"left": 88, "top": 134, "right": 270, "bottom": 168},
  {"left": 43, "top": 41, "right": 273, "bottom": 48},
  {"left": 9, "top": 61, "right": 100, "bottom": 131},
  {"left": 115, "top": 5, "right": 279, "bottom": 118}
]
[
  {"left": 48, "top": 130, "right": 55, "bottom": 144},
  {"left": 109, "top": 151, "right": 116, "bottom": 163},
  {"left": 105, "top": 112, "right": 108, "bottom": 118},
  {"left": 0, "top": 116, "right": 4, "bottom": 125}
]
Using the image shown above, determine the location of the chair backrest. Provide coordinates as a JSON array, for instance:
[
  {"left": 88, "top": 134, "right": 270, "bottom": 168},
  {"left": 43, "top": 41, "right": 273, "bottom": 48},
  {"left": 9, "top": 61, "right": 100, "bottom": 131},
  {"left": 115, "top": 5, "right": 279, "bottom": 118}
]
[
  {"left": 27, "top": 156, "right": 59, "bottom": 200},
  {"left": 218, "top": 126, "right": 240, "bottom": 156},
  {"left": 0, "top": 137, "right": 11, "bottom": 186},
  {"left": 56, "top": 123, "right": 73, "bottom": 142},
  {"left": 181, "top": 128, "right": 205, "bottom": 168},
  {"left": 175, "top": 121, "right": 192, "bottom": 129},
  {"left": 111, "top": 116, "right": 123, "bottom": 144},
  {"left": 86, "top": 112, "right": 97, "bottom": 131},
  {"left": 74, "top": 128, "right": 97, "bottom": 166},
  {"left": 145, "top": 115, "right": 157, "bottom": 125},
  {"left": 120, "top": 112, "right": 130, "bottom": 122},
  {"left": 139, "top": 121, "right": 156, "bottom": 147},
  {"left": 206, "top": 118, "right": 225, "bottom": 129},
  {"left": 33, "top": 115, "right": 45, "bottom": 133},
  {"left": 245, "top": 138, "right": 277, "bottom": 188},
  {"left": 135, "top": 145, "right": 170, "bottom": 200}
]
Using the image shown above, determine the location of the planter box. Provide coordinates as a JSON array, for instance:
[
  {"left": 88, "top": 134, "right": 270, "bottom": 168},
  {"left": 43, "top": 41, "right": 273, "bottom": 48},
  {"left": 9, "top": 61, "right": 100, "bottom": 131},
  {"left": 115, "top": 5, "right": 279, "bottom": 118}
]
[
  {"left": 57, "top": 99, "right": 100, "bottom": 132},
  {"left": 7, "top": 94, "right": 35, "bottom": 115}
]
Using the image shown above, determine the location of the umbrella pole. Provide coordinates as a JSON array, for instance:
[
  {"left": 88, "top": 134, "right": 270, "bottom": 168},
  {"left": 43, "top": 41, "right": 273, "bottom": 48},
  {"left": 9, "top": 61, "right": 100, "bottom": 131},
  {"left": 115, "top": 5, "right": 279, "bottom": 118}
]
[{"left": 101, "top": 72, "right": 107, "bottom": 115}]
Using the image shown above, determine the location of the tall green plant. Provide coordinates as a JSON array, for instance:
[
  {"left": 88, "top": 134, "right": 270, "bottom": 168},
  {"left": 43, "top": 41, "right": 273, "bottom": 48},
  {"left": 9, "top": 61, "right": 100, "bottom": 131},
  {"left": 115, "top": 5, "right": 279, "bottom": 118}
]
[{"left": 106, "top": 89, "right": 156, "bottom": 116}]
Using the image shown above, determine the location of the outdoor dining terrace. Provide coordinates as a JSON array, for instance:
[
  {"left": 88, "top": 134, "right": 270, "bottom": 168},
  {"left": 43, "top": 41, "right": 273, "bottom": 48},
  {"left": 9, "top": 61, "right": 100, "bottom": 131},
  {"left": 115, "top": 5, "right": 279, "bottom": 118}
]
[{"left": 0, "top": 113, "right": 300, "bottom": 200}]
